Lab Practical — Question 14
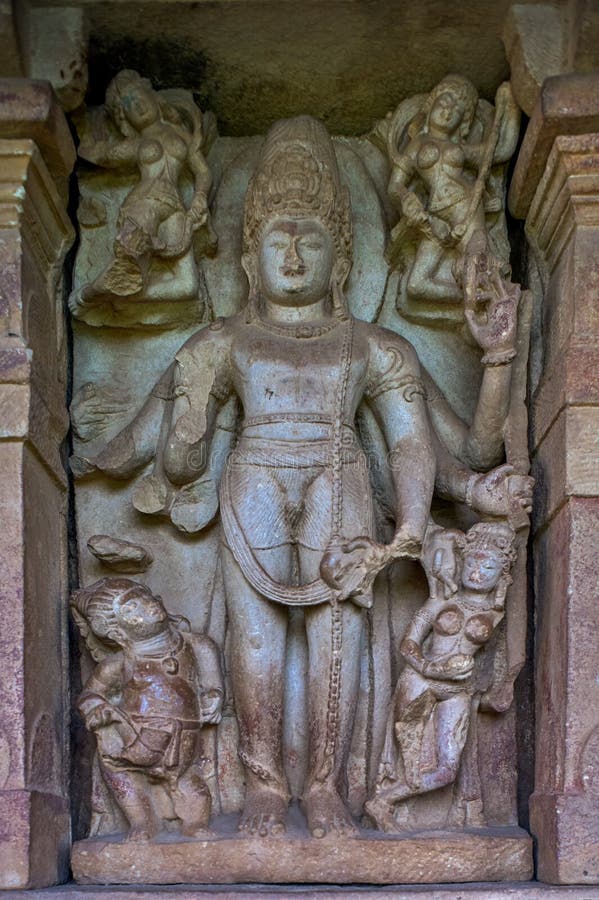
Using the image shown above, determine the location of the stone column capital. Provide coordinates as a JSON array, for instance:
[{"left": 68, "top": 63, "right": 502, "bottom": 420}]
[
  {"left": 0, "top": 78, "right": 75, "bottom": 203},
  {"left": 526, "top": 133, "right": 599, "bottom": 274},
  {"left": 509, "top": 72, "right": 599, "bottom": 221}
]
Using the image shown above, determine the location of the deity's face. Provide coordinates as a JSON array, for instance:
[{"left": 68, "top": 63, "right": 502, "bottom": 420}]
[
  {"left": 122, "top": 83, "right": 160, "bottom": 131},
  {"left": 461, "top": 548, "right": 503, "bottom": 592},
  {"left": 429, "top": 90, "right": 465, "bottom": 136},
  {"left": 114, "top": 587, "right": 167, "bottom": 640},
  {"left": 257, "top": 217, "right": 335, "bottom": 308}
]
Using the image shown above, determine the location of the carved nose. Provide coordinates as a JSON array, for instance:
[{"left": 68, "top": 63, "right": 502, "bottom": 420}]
[{"left": 282, "top": 240, "right": 305, "bottom": 275}]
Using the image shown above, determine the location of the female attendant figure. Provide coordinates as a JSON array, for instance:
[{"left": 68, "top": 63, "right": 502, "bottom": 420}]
[
  {"left": 71, "top": 69, "right": 215, "bottom": 316},
  {"left": 365, "top": 520, "right": 517, "bottom": 832},
  {"left": 384, "top": 74, "right": 519, "bottom": 314}
]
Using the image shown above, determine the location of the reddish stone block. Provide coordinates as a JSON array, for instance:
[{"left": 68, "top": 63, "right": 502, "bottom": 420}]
[
  {"left": 0, "top": 790, "right": 69, "bottom": 889},
  {"left": 532, "top": 498, "right": 599, "bottom": 883},
  {"left": 532, "top": 405, "right": 599, "bottom": 530}
]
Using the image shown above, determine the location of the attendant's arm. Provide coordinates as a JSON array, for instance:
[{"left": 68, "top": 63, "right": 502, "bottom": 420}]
[
  {"left": 189, "top": 633, "right": 224, "bottom": 725},
  {"left": 187, "top": 143, "right": 212, "bottom": 216},
  {"left": 491, "top": 82, "right": 520, "bottom": 165},
  {"left": 78, "top": 655, "right": 126, "bottom": 729},
  {"left": 400, "top": 600, "right": 437, "bottom": 675},
  {"left": 79, "top": 137, "right": 139, "bottom": 168},
  {"left": 388, "top": 143, "right": 429, "bottom": 228}
]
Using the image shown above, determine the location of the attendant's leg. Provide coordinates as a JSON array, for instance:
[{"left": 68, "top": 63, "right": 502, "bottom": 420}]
[
  {"left": 416, "top": 693, "right": 470, "bottom": 792},
  {"left": 408, "top": 238, "right": 461, "bottom": 303},
  {"left": 173, "top": 764, "right": 213, "bottom": 836},
  {"left": 100, "top": 765, "right": 160, "bottom": 841},
  {"left": 222, "top": 543, "right": 291, "bottom": 836},
  {"left": 364, "top": 670, "right": 434, "bottom": 831}
]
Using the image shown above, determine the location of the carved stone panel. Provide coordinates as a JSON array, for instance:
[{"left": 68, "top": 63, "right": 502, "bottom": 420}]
[{"left": 69, "top": 75, "right": 533, "bottom": 885}]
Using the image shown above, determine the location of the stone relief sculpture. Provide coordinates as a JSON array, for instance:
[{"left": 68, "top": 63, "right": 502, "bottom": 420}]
[
  {"left": 365, "top": 520, "right": 517, "bottom": 832},
  {"left": 69, "top": 93, "right": 533, "bottom": 883},
  {"left": 372, "top": 75, "right": 520, "bottom": 325},
  {"left": 69, "top": 70, "right": 217, "bottom": 327},
  {"left": 71, "top": 577, "right": 223, "bottom": 841},
  {"left": 79, "top": 115, "right": 439, "bottom": 838}
]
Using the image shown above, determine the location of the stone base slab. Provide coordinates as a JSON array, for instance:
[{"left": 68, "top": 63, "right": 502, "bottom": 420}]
[
  {"left": 7, "top": 885, "right": 599, "bottom": 899},
  {"left": 72, "top": 818, "right": 532, "bottom": 886}
]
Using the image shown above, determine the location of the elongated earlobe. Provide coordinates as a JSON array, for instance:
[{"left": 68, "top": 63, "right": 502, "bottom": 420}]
[
  {"left": 241, "top": 252, "right": 259, "bottom": 322},
  {"left": 330, "top": 259, "right": 351, "bottom": 319}
]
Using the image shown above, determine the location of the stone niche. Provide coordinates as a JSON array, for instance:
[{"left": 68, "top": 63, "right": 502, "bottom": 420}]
[{"left": 1, "top": 0, "right": 599, "bottom": 893}]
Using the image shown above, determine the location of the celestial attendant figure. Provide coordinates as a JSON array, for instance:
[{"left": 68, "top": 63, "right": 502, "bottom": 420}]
[
  {"left": 72, "top": 577, "right": 223, "bottom": 841},
  {"left": 384, "top": 74, "right": 519, "bottom": 308},
  {"left": 71, "top": 69, "right": 215, "bottom": 316},
  {"left": 364, "top": 520, "right": 517, "bottom": 832}
]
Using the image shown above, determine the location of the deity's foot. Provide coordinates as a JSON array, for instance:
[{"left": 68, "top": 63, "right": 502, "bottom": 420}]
[
  {"left": 363, "top": 796, "right": 406, "bottom": 833},
  {"left": 123, "top": 824, "right": 159, "bottom": 843},
  {"left": 301, "top": 784, "right": 358, "bottom": 838},
  {"left": 180, "top": 824, "right": 215, "bottom": 839},
  {"left": 238, "top": 786, "right": 288, "bottom": 837}
]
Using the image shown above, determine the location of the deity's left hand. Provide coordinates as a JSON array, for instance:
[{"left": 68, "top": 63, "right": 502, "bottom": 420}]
[
  {"left": 464, "top": 250, "right": 520, "bottom": 356},
  {"left": 468, "top": 464, "right": 533, "bottom": 519}
]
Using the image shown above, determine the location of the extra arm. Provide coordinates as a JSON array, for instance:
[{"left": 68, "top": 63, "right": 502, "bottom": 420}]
[
  {"left": 367, "top": 331, "right": 435, "bottom": 554},
  {"left": 424, "top": 366, "right": 511, "bottom": 471},
  {"left": 163, "top": 326, "right": 232, "bottom": 486}
]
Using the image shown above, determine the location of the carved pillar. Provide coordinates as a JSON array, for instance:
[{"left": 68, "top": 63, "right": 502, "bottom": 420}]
[
  {"left": 0, "top": 79, "right": 74, "bottom": 888},
  {"left": 510, "top": 74, "right": 599, "bottom": 885}
]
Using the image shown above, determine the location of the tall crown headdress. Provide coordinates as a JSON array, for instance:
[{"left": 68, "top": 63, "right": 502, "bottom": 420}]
[{"left": 243, "top": 115, "right": 352, "bottom": 270}]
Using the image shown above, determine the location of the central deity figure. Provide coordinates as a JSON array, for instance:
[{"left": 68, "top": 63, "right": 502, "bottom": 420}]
[{"left": 161, "top": 117, "right": 436, "bottom": 837}]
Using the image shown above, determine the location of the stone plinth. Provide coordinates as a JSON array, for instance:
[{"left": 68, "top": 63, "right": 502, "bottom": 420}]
[
  {"left": 0, "top": 82, "right": 74, "bottom": 889},
  {"left": 72, "top": 815, "right": 532, "bottom": 886}
]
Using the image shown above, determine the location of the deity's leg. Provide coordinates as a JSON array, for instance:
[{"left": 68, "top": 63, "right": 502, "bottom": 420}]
[
  {"left": 221, "top": 544, "right": 291, "bottom": 836},
  {"left": 302, "top": 570, "right": 364, "bottom": 838}
]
